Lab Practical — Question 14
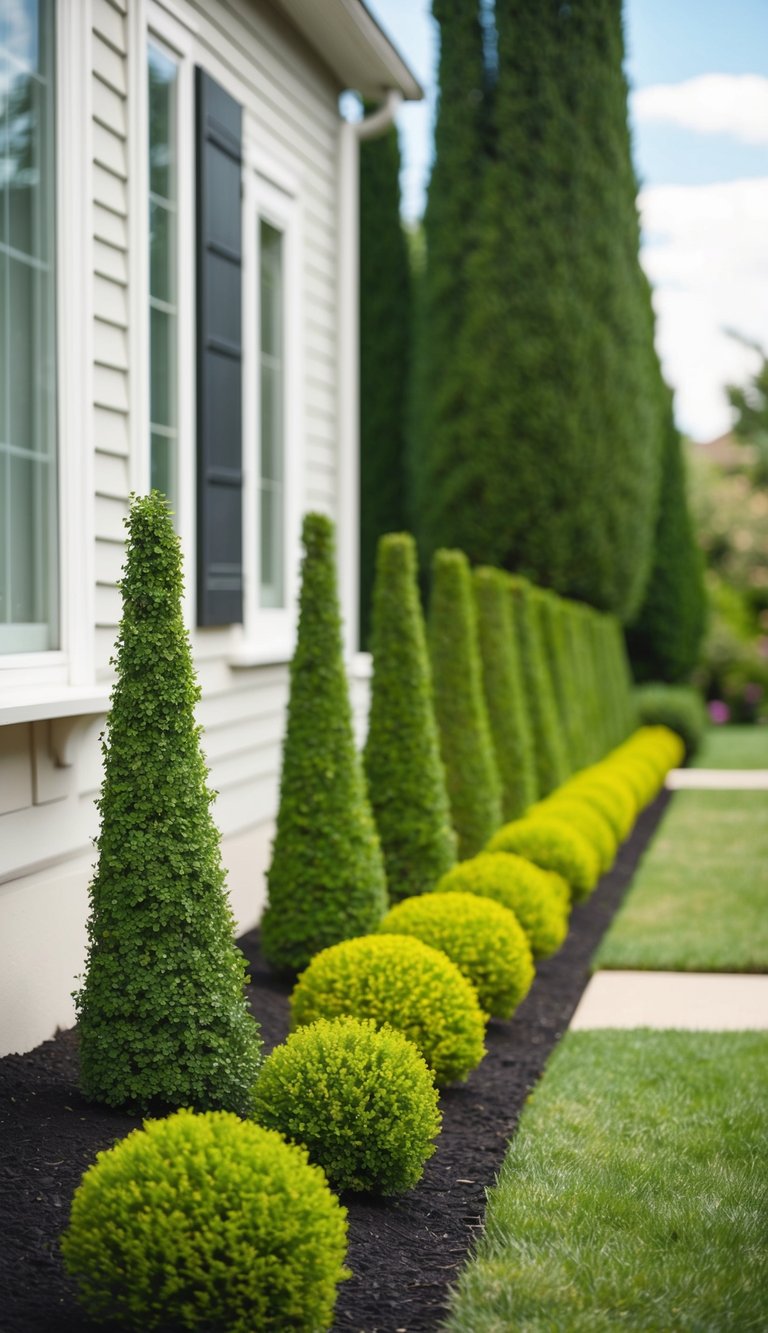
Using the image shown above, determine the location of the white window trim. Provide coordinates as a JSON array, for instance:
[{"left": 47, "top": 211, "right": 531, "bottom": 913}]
[
  {"left": 0, "top": 0, "right": 93, "bottom": 696},
  {"left": 230, "top": 147, "right": 304, "bottom": 668},
  {"left": 129, "top": 0, "right": 195, "bottom": 626}
]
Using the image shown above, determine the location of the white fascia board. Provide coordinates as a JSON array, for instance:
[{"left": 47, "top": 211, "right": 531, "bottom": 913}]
[{"left": 274, "top": 0, "right": 423, "bottom": 100}]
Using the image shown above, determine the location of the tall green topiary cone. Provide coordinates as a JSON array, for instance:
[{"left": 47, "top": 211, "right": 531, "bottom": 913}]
[
  {"left": 429, "top": 549, "right": 502, "bottom": 858},
  {"left": 474, "top": 566, "right": 537, "bottom": 820},
  {"left": 508, "top": 576, "right": 569, "bottom": 797},
  {"left": 75, "top": 494, "right": 262, "bottom": 1114},
  {"left": 261, "top": 513, "right": 387, "bottom": 971},
  {"left": 364, "top": 533, "right": 456, "bottom": 901}
]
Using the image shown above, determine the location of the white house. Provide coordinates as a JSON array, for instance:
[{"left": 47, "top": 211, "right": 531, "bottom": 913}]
[{"left": 0, "top": 0, "right": 421, "bottom": 1057}]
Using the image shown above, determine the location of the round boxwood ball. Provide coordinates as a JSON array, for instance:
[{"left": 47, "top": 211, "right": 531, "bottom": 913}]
[
  {"left": 531, "top": 797, "right": 618, "bottom": 872},
  {"left": 253, "top": 1016, "right": 441, "bottom": 1194},
  {"left": 61, "top": 1109, "right": 349, "bottom": 1332},
  {"left": 379, "top": 891, "right": 534, "bottom": 1019},
  {"left": 558, "top": 775, "right": 635, "bottom": 841},
  {"left": 432, "top": 852, "right": 569, "bottom": 958},
  {"left": 290, "top": 934, "right": 486, "bottom": 1085},
  {"left": 487, "top": 816, "right": 600, "bottom": 902}
]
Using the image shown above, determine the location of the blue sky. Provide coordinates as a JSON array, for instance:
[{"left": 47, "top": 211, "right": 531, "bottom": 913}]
[{"left": 365, "top": 0, "right": 768, "bottom": 440}]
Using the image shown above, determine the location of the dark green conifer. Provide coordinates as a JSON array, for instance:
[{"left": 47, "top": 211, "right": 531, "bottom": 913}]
[
  {"left": 364, "top": 533, "right": 456, "bottom": 900},
  {"left": 261, "top": 514, "right": 387, "bottom": 972},
  {"left": 627, "top": 400, "right": 707, "bottom": 682},
  {"left": 75, "top": 494, "right": 262, "bottom": 1114},
  {"left": 359, "top": 119, "right": 410, "bottom": 648},
  {"left": 508, "top": 576, "right": 569, "bottom": 796},
  {"left": 474, "top": 566, "right": 537, "bottom": 819},
  {"left": 429, "top": 549, "right": 502, "bottom": 857}
]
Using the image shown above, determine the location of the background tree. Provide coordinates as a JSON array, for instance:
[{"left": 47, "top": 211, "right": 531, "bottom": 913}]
[
  {"left": 359, "top": 118, "right": 411, "bottom": 647},
  {"left": 75, "top": 494, "right": 262, "bottom": 1114},
  {"left": 412, "top": 0, "right": 663, "bottom": 622},
  {"left": 626, "top": 395, "right": 707, "bottom": 683},
  {"left": 262, "top": 514, "right": 388, "bottom": 971}
]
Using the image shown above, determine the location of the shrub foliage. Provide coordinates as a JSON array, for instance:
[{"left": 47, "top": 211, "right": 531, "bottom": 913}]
[
  {"left": 433, "top": 853, "right": 569, "bottom": 960},
  {"left": 379, "top": 891, "right": 534, "bottom": 1019},
  {"left": 261, "top": 514, "right": 387, "bottom": 972},
  {"left": 364, "top": 533, "right": 456, "bottom": 901},
  {"left": 74, "top": 493, "right": 261, "bottom": 1114},
  {"left": 291, "top": 933, "right": 486, "bottom": 1085},
  {"left": 488, "top": 816, "right": 601, "bottom": 902},
  {"left": 253, "top": 1016, "right": 441, "bottom": 1195},
  {"left": 474, "top": 566, "right": 537, "bottom": 819},
  {"left": 509, "top": 576, "right": 569, "bottom": 795},
  {"left": 429, "top": 549, "right": 502, "bottom": 857},
  {"left": 61, "top": 1109, "right": 349, "bottom": 1332}
]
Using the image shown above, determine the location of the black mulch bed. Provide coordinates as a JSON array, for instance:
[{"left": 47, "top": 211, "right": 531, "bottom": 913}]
[{"left": 0, "top": 791, "right": 669, "bottom": 1333}]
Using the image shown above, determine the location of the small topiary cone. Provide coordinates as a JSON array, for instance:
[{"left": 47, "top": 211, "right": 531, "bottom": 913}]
[
  {"left": 474, "top": 566, "right": 537, "bottom": 819},
  {"left": 75, "top": 493, "right": 262, "bottom": 1114},
  {"left": 261, "top": 513, "right": 387, "bottom": 971},
  {"left": 429, "top": 549, "right": 502, "bottom": 857},
  {"left": 364, "top": 533, "right": 456, "bottom": 901}
]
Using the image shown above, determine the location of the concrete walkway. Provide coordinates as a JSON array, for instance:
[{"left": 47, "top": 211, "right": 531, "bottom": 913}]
[
  {"left": 667, "top": 768, "right": 768, "bottom": 789},
  {"left": 571, "top": 970, "right": 768, "bottom": 1031}
]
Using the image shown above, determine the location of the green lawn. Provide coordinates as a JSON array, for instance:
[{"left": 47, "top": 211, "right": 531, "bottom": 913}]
[
  {"left": 443, "top": 1030, "right": 768, "bottom": 1333},
  {"left": 594, "top": 789, "right": 768, "bottom": 972},
  {"left": 693, "top": 725, "right": 768, "bottom": 769}
]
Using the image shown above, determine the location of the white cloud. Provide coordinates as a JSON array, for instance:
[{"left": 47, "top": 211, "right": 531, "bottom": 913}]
[
  {"left": 639, "top": 178, "right": 768, "bottom": 440},
  {"left": 632, "top": 74, "right": 768, "bottom": 145}
]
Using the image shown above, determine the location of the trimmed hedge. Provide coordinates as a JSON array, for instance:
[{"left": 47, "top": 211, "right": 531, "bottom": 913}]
[
  {"left": 474, "top": 565, "right": 537, "bottom": 819},
  {"left": 74, "top": 494, "right": 261, "bottom": 1114},
  {"left": 432, "top": 853, "right": 568, "bottom": 959},
  {"left": 509, "top": 575, "right": 569, "bottom": 796},
  {"left": 61, "top": 1110, "right": 349, "bottom": 1332},
  {"left": 291, "top": 934, "right": 486, "bottom": 1085},
  {"left": 253, "top": 1017, "right": 440, "bottom": 1195},
  {"left": 379, "top": 891, "right": 534, "bottom": 1019},
  {"left": 429, "top": 549, "right": 503, "bottom": 857},
  {"left": 261, "top": 514, "right": 387, "bottom": 973},
  {"left": 364, "top": 532, "right": 456, "bottom": 901},
  {"left": 488, "top": 816, "right": 600, "bottom": 902},
  {"left": 635, "top": 683, "right": 707, "bottom": 757}
]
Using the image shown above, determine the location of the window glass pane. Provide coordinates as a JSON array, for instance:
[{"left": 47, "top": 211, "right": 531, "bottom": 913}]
[
  {"left": 0, "top": 0, "right": 57, "bottom": 654},
  {"left": 148, "top": 41, "right": 178, "bottom": 517},
  {"left": 259, "top": 219, "right": 284, "bottom": 609}
]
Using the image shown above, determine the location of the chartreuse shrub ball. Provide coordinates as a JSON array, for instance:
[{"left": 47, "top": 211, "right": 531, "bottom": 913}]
[
  {"left": 379, "top": 891, "right": 534, "bottom": 1019},
  {"left": 253, "top": 1017, "right": 441, "bottom": 1195},
  {"left": 530, "top": 797, "right": 617, "bottom": 873},
  {"left": 432, "top": 853, "right": 569, "bottom": 959},
  {"left": 290, "top": 935, "right": 486, "bottom": 1085},
  {"left": 61, "top": 1109, "right": 349, "bottom": 1333},
  {"left": 560, "top": 772, "right": 637, "bottom": 840},
  {"left": 487, "top": 817, "right": 600, "bottom": 902}
]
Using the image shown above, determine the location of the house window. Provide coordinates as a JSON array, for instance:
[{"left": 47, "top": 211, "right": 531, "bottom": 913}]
[
  {"left": 148, "top": 42, "right": 178, "bottom": 514},
  {"left": 259, "top": 219, "right": 284, "bottom": 609},
  {"left": 0, "top": 0, "right": 57, "bottom": 655}
]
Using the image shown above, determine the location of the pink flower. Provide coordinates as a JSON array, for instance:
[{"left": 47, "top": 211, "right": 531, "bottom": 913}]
[{"left": 708, "top": 700, "right": 730, "bottom": 724}]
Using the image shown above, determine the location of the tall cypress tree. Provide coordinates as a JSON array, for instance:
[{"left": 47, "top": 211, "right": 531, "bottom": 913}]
[
  {"left": 359, "top": 119, "right": 410, "bottom": 648},
  {"left": 415, "top": 0, "right": 662, "bottom": 622},
  {"left": 627, "top": 396, "right": 707, "bottom": 682},
  {"left": 409, "top": 0, "right": 491, "bottom": 561}
]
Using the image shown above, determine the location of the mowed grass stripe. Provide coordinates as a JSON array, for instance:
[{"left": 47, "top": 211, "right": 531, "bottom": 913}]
[
  {"left": 443, "top": 1030, "right": 768, "bottom": 1333},
  {"left": 692, "top": 726, "right": 768, "bottom": 771},
  {"left": 594, "top": 789, "right": 768, "bottom": 973}
]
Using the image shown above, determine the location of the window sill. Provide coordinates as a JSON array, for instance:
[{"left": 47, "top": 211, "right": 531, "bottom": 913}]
[
  {"left": 227, "top": 645, "right": 293, "bottom": 669},
  {"left": 0, "top": 685, "right": 110, "bottom": 727}
]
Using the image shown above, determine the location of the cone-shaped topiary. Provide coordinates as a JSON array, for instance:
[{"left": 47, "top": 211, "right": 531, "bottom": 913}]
[
  {"left": 291, "top": 934, "right": 486, "bottom": 1085},
  {"left": 364, "top": 533, "right": 456, "bottom": 901},
  {"left": 429, "top": 549, "right": 503, "bottom": 857},
  {"left": 432, "top": 853, "right": 569, "bottom": 960},
  {"left": 509, "top": 576, "right": 569, "bottom": 796},
  {"left": 261, "top": 514, "right": 388, "bottom": 972},
  {"left": 474, "top": 566, "right": 537, "bottom": 819},
  {"left": 253, "top": 1016, "right": 441, "bottom": 1195},
  {"left": 74, "top": 493, "right": 261, "bottom": 1114},
  {"left": 61, "top": 1110, "right": 349, "bottom": 1332},
  {"left": 379, "top": 891, "right": 534, "bottom": 1019}
]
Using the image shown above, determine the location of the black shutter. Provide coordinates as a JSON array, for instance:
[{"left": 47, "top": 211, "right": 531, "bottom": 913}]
[{"left": 195, "top": 67, "right": 243, "bottom": 626}]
